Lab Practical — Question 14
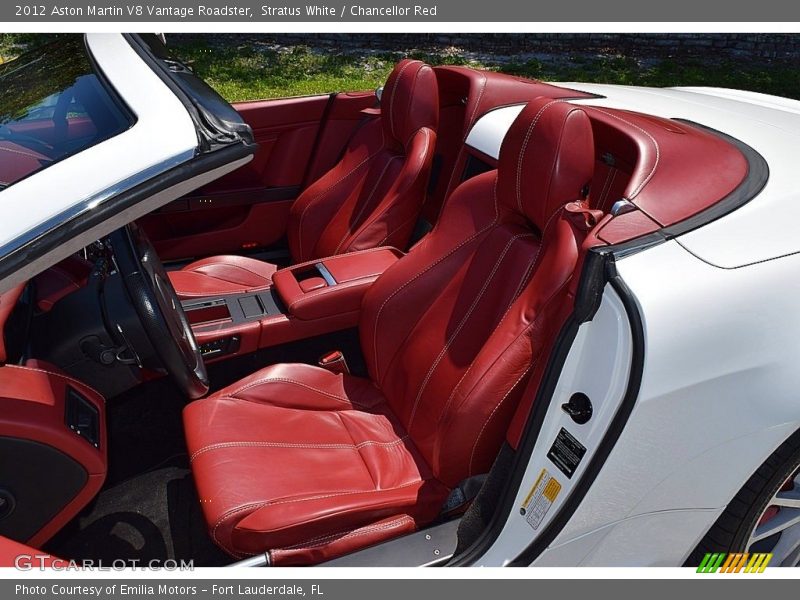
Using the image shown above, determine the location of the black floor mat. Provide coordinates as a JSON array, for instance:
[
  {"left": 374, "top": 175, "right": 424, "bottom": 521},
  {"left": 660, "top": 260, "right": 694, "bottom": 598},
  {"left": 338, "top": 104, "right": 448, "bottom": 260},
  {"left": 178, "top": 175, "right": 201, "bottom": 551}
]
[{"left": 47, "top": 465, "right": 229, "bottom": 567}]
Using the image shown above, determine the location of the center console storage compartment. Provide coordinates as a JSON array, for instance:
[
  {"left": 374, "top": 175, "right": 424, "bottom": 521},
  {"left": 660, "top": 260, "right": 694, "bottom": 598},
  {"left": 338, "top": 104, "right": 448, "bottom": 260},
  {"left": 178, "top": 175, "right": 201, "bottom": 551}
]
[
  {"left": 271, "top": 247, "right": 402, "bottom": 321},
  {"left": 185, "top": 247, "right": 402, "bottom": 361}
]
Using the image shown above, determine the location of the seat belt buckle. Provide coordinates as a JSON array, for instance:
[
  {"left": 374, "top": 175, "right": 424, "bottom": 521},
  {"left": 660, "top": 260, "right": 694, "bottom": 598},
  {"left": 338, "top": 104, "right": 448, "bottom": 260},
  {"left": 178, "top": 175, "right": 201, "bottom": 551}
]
[{"left": 318, "top": 350, "right": 350, "bottom": 375}]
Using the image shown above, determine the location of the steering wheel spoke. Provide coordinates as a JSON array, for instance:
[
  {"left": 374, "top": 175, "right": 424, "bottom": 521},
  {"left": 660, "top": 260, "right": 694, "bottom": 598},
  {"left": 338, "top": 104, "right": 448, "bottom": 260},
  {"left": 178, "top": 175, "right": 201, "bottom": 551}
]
[{"left": 109, "top": 224, "right": 209, "bottom": 399}]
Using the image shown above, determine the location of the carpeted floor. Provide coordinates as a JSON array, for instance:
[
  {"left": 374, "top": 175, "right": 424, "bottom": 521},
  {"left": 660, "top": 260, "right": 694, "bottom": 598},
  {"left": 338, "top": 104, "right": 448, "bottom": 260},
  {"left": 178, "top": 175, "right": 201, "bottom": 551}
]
[{"left": 47, "top": 463, "right": 230, "bottom": 566}]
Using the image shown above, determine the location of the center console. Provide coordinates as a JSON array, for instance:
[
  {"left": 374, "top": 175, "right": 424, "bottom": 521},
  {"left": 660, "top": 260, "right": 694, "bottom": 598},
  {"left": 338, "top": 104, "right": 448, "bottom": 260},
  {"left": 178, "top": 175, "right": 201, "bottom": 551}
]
[{"left": 182, "top": 247, "right": 402, "bottom": 362}]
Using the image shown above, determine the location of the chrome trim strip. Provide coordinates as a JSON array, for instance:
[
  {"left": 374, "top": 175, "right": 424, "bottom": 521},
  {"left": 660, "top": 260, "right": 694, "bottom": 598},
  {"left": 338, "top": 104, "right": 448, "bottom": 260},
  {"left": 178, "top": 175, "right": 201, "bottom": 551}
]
[
  {"left": 0, "top": 150, "right": 194, "bottom": 259},
  {"left": 315, "top": 263, "right": 338, "bottom": 286}
]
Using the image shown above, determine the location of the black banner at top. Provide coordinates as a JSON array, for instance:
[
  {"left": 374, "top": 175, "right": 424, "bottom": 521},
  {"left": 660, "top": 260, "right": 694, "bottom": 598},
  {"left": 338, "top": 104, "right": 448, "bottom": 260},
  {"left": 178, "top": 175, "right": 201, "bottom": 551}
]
[{"left": 4, "top": 0, "right": 800, "bottom": 22}]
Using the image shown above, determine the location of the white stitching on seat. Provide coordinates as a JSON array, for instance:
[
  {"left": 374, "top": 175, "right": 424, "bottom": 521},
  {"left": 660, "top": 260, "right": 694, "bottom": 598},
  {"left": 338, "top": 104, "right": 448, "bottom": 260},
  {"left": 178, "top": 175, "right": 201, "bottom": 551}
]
[
  {"left": 264, "top": 480, "right": 424, "bottom": 509},
  {"left": 587, "top": 107, "right": 660, "bottom": 199},
  {"left": 297, "top": 146, "right": 383, "bottom": 260},
  {"left": 270, "top": 515, "right": 415, "bottom": 555},
  {"left": 372, "top": 176, "right": 500, "bottom": 383},
  {"left": 434, "top": 217, "right": 551, "bottom": 424},
  {"left": 212, "top": 501, "right": 271, "bottom": 549},
  {"left": 190, "top": 436, "right": 409, "bottom": 462},
  {"left": 468, "top": 364, "right": 533, "bottom": 476},
  {"left": 388, "top": 61, "right": 416, "bottom": 141},
  {"left": 333, "top": 154, "right": 402, "bottom": 255},
  {"left": 433, "top": 207, "right": 564, "bottom": 462},
  {"left": 515, "top": 100, "right": 564, "bottom": 214},
  {"left": 226, "top": 377, "right": 352, "bottom": 403},
  {"left": 406, "top": 232, "right": 534, "bottom": 430},
  {"left": 345, "top": 128, "right": 431, "bottom": 253},
  {"left": 211, "top": 480, "right": 425, "bottom": 547},
  {"left": 464, "top": 271, "right": 576, "bottom": 475}
]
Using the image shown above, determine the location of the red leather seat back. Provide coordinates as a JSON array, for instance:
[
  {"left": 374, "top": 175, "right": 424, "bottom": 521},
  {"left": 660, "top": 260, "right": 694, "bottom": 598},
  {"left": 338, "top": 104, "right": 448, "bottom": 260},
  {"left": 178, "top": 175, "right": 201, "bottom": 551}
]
[
  {"left": 287, "top": 59, "right": 439, "bottom": 263},
  {"left": 359, "top": 99, "right": 595, "bottom": 487}
]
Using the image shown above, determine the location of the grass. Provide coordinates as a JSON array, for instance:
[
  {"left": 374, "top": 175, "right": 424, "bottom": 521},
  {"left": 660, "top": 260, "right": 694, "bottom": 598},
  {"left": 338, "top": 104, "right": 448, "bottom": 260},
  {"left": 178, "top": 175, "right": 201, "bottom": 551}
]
[
  {"left": 174, "top": 43, "right": 399, "bottom": 100},
  {"left": 171, "top": 40, "right": 800, "bottom": 103},
  {"left": 3, "top": 34, "right": 800, "bottom": 102}
]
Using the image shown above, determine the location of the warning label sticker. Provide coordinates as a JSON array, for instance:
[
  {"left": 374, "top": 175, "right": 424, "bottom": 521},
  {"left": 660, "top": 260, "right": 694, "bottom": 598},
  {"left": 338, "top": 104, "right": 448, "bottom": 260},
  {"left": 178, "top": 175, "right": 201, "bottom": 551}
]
[
  {"left": 520, "top": 468, "right": 562, "bottom": 530},
  {"left": 547, "top": 427, "right": 587, "bottom": 479}
]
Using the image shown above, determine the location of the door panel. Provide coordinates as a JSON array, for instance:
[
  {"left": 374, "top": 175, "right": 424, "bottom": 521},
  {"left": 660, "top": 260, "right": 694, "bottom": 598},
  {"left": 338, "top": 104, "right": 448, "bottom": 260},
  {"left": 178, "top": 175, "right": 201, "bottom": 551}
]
[
  {"left": 144, "top": 199, "right": 294, "bottom": 260},
  {"left": 200, "top": 95, "right": 329, "bottom": 194},
  {"left": 141, "top": 91, "right": 377, "bottom": 263}
]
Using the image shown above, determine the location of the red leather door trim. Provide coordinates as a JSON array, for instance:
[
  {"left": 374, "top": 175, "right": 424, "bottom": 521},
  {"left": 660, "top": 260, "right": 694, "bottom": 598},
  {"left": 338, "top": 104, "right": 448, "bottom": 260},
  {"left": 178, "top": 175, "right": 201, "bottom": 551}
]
[
  {"left": 142, "top": 200, "right": 294, "bottom": 261},
  {"left": 0, "top": 537, "right": 62, "bottom": 568},
  {"left": 141, "top": 93, "right": 378, "bottom": 262}
]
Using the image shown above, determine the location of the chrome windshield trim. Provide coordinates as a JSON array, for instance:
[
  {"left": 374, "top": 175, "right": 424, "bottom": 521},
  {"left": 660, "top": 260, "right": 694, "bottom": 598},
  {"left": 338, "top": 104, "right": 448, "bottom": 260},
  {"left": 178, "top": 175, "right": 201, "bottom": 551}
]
[{"left": 0, "top": 149, "right": 194, "bottom": 258}]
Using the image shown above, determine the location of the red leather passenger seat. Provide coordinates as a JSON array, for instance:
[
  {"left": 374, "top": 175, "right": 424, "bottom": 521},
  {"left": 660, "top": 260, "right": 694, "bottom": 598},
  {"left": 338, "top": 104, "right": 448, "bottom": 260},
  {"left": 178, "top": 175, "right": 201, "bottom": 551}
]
[
  {"left": 183, "top": 98, "right": 597, "bottom": 564},
  {"left": 169, "top": 59, "right": 439, "bottom": 299}
]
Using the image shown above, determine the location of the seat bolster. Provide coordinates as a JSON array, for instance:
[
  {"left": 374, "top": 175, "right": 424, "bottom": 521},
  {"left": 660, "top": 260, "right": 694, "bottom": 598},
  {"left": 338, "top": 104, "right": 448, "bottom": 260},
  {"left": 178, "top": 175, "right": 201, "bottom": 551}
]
[
  {"left": 230, "top": 478, "right": 445, "bottom": 557},
  {"left": 212, "top": 363, "right": 386, "bottom": 411},
  {"left": 337, "top": 127, "right": 437, "bottom": 255},
  {"left": 169, "top": 255, "right": 277, "bottom": 298},
  {"left": 268, "top": 514, "right": 417, "bottom": 566}
]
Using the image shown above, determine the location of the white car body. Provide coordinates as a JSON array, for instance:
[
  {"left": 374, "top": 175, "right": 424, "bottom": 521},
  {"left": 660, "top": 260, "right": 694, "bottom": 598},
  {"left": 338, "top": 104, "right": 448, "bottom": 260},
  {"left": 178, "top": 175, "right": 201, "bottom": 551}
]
[{"left": 464, "top": 86, "right": 800, "bottom": 566}]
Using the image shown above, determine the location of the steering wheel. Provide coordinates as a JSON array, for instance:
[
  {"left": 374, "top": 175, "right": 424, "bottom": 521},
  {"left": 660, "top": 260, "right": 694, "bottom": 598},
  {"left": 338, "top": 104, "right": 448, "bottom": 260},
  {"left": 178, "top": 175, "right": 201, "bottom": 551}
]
[{"left": 110, "top": 223, "right": 209, "bottom": 399}]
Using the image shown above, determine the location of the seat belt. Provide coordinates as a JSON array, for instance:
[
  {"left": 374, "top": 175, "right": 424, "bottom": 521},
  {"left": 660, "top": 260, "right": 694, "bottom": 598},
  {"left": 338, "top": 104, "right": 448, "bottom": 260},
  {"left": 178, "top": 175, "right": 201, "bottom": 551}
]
[
  {"left": 318, "top": 350, "right": 350, "bottom": 375},
  {"left": 440, "top": 474, "right": 488, "bottom": 515}
]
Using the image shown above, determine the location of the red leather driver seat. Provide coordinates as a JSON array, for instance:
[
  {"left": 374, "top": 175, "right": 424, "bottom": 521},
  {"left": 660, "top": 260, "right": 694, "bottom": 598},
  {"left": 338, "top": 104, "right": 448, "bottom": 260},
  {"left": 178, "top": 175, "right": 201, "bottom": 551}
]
[
  {"left": 183, "top": 98, "right": 597, "bottom": 564},
  {"left": 169, "top": 59, "right": 439, "bottom": 299}
]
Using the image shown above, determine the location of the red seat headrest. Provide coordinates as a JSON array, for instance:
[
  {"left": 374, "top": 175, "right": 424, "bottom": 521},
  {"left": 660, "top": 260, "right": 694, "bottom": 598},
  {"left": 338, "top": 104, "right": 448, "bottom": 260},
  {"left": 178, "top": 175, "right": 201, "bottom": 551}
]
[
  {"left": 498, "top": 98, "right": 594, "bottom": 231},
  {"left": 381, "top": 59, "right": 439, "bottom": 149}
]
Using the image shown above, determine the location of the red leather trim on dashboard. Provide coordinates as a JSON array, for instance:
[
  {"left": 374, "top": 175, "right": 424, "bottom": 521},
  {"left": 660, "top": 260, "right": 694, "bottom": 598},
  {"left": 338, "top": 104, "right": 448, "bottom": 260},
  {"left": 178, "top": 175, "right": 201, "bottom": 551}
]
[
  {"left": 0, "top": 360, "right": 106, "bottom": 546},
  {"left": 0, "top": 283, "right": 24, "bottom": 362},
  {"left": 0, "top": 537, "right": 63, "bottom": 568}
]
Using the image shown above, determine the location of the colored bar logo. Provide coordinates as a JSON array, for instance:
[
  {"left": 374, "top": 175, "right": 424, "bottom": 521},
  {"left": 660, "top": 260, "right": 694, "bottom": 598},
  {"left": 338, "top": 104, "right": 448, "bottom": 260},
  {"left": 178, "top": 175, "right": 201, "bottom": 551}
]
[{"left": 696, "top": 552, "right": 773, "bottom": 573}]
